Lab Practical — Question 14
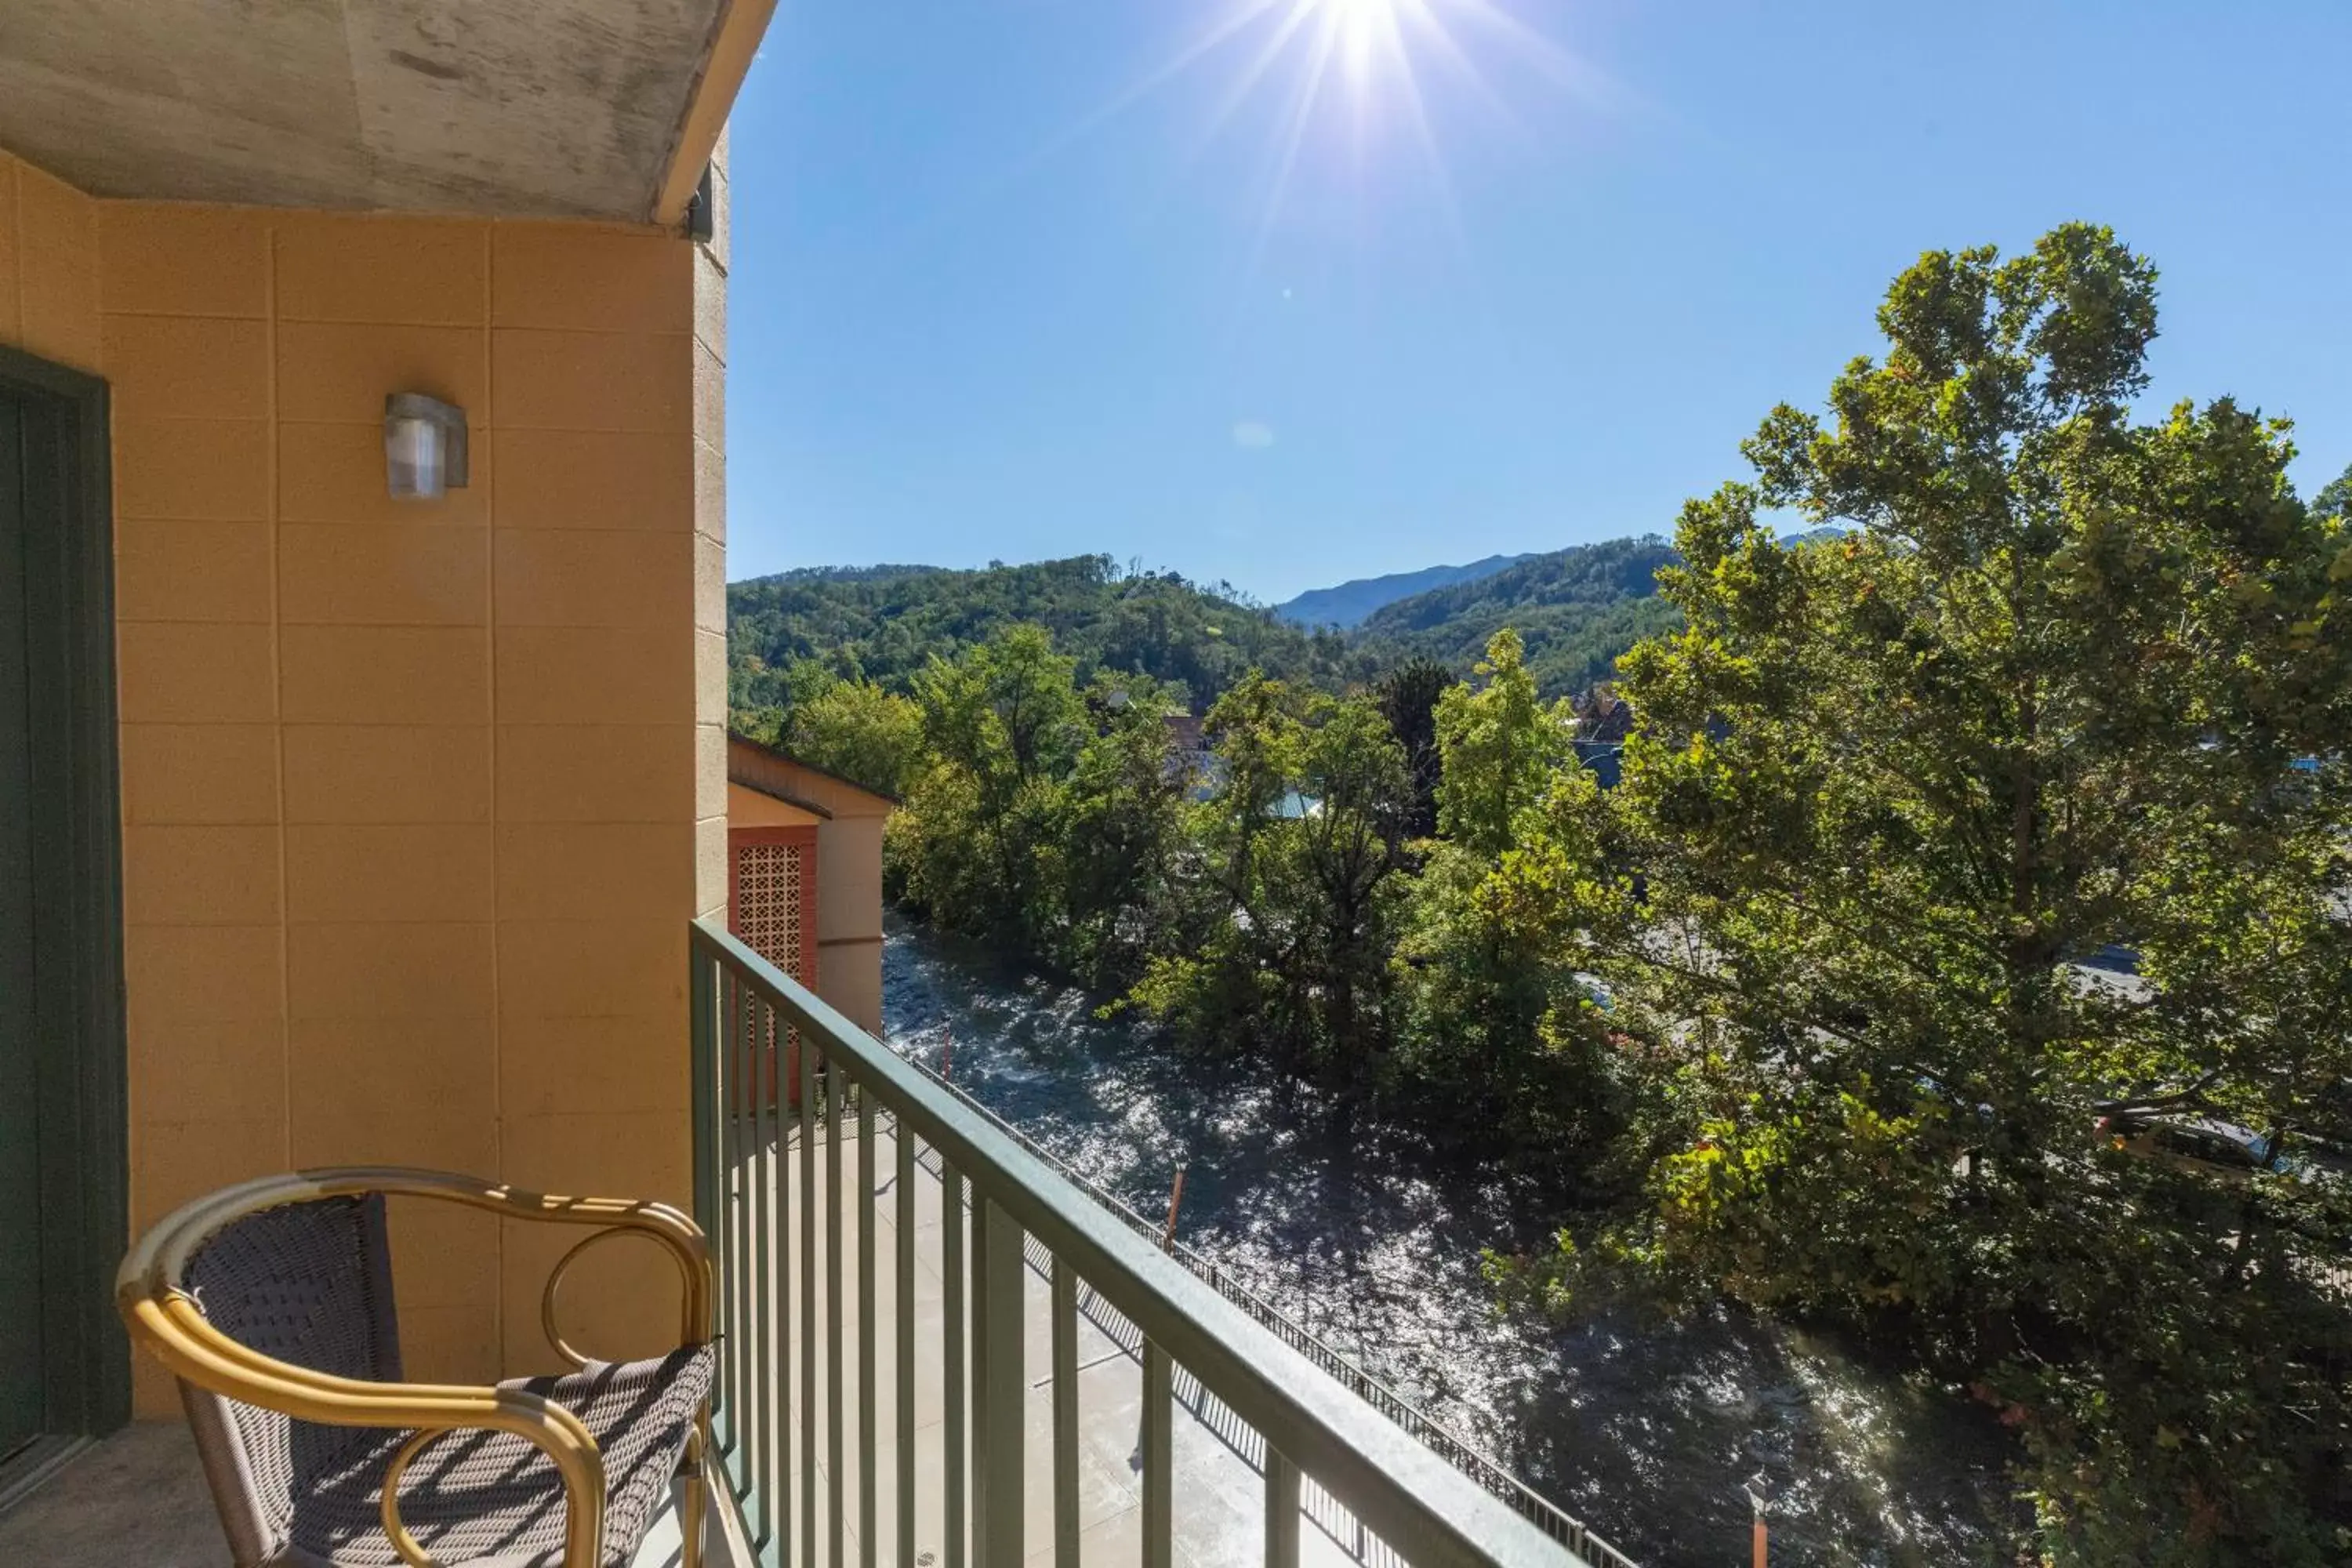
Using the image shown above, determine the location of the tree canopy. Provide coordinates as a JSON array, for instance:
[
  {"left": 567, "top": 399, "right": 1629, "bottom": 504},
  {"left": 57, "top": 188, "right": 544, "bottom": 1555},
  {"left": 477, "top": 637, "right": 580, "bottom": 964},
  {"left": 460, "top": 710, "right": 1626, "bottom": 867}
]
[{"left": 1549, "top": 223, "right": 2352, "bottom": 1562}]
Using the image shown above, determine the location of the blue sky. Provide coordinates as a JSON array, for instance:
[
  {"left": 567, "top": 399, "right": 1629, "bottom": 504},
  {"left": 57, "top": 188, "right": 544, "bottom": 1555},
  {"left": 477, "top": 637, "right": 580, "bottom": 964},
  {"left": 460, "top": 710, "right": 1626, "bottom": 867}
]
[{"left": 723, "top": 0, "right": 2352, "bottom": 603}]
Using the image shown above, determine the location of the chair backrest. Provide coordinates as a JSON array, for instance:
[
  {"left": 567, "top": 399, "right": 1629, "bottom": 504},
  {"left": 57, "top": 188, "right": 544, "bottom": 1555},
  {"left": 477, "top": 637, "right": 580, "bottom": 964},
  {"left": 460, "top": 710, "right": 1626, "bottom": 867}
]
[{"left": 176, "top": 1193, "right": 404, "bottom": 1566}]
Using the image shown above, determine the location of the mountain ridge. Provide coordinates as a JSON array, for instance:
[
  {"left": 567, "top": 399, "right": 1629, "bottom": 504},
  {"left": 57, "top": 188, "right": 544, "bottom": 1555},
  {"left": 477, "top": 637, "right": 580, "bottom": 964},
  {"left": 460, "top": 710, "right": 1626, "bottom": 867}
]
[
  {"left": 1272, "top": 552, "right": 1537, "bottom": 629},
  {"left": 1359, "top": 534, "right": 1682, "bottom": 694},
  {"left": 727, "top": 537, "right": 1697, "bottom": 729}
]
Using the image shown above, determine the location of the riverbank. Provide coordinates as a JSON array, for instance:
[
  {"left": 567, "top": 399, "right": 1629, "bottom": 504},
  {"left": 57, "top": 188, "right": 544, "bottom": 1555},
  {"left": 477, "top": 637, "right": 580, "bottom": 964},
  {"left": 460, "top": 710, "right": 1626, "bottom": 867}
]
[{"left": 878, "top": 912, "right": 2027, "bottom": 1568}]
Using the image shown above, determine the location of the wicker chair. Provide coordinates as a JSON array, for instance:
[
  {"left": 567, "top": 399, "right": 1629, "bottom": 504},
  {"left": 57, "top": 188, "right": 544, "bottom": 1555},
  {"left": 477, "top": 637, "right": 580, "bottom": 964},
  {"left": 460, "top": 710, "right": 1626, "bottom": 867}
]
[{"left": 117, "top": 1167, "right": 716, "bottom": 1568}]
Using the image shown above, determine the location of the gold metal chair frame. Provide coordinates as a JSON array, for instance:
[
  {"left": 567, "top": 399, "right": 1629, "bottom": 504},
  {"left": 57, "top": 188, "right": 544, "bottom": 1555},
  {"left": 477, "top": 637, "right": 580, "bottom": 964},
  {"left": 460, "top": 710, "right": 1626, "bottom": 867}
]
[{"left": 117, "top": 1166, "right": 714, "bottom": 1568}]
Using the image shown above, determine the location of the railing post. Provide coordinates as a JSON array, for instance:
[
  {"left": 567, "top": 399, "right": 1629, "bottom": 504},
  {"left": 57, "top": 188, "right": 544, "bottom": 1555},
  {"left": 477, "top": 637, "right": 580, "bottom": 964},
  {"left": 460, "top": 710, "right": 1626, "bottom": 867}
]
[
  {"left": 690, "top": 937, "right": 717, "bottom": 1259},
  {"left": 972, "top": 1198, "right": 1025, "bottom": 1568},
  {"left": 895, "top": 1125, "right": 916, "bottom": 1568},
  {"left": 1050, "top": 1258, "right": 1080, "bottom": 1568},
  {"left": 1142, "top": 1338, "right": 1174, "bottom": 1568},
  {"left": 827, "top": 1062, "right": 846, "bottom": 1568},
  {"left": 1264, "top": 1448, "right": 1300, "bottom": 1568},
  {"left": 942, "top": 1166, "right": 966, "bottom": 1568},
  {"left": 858, "top": 1088, "right": 877, "bottom": 1568},
  {"left": 799, "top": 1024, "right": 818, "bottom": 1568}
]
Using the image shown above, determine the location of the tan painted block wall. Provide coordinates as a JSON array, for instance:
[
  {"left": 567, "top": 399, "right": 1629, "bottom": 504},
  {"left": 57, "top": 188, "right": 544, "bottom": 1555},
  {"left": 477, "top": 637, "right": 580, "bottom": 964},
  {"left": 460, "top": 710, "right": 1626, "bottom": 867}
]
[
  {"left": 0, "top": 152, "right": 103, "bottom": 372},
  {"left": 727, "top": 780, "right": 823, "bottom": 829},
  {"left": 2, "top": 148, "right": 731, "bottom": 1414},
  {"left": 813, "top": 817, "right": 886, "bottom": 1034}
]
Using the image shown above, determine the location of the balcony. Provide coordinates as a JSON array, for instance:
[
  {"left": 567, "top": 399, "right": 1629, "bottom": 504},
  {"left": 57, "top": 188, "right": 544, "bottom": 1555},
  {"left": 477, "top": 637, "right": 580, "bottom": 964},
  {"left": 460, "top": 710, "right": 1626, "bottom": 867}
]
[
  {"left": 685, "top": 919, "right": 1622, "bottom": 1568},
  {"left": 687, "top": 921, "right": 1646, "bottom": 1568},
  {"left": 2, "top": 916, "right": 1622, "bottom": 1568}
]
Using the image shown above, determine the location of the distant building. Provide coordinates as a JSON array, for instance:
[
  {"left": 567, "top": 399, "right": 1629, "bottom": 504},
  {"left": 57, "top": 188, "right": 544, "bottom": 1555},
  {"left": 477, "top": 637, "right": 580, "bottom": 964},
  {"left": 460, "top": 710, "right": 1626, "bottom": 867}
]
[
  {"left": 726, "top": 734, "right": 897, "bottom": 1034},
  {"left": 1163, "top": 710, "right": 1225, "bottom": 800},
  {"left": 1571, "top": 689, "right": 1633, "bottom": 787},
  {"left": 1577, "top": 688, "right": 1634, "bottom": 744}
]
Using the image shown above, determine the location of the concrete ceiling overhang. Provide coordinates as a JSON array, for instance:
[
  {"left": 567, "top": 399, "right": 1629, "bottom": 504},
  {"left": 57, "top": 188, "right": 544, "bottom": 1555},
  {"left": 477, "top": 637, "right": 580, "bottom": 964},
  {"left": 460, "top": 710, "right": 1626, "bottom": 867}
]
[{"left": 0, "top": 0, "right": 768, "bottom": 223}]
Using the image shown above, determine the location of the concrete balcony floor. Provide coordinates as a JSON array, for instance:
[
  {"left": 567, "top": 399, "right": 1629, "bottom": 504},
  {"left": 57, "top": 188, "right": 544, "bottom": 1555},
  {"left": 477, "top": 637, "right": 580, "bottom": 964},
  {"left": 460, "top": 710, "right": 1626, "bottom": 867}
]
[
  {"left": 0, "top": 1423, "right": 223, "bottom": 1568},
  {"left": 0, "top": 1421, "right": 709, "bottom": 1568}
]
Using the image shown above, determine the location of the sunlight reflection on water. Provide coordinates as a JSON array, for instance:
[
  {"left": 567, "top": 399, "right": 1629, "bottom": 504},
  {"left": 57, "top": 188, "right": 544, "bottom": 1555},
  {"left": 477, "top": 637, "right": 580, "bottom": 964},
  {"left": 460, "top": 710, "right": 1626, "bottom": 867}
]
[{"left": 880, "top": 913, "right": 2021, "bottom": 1567}]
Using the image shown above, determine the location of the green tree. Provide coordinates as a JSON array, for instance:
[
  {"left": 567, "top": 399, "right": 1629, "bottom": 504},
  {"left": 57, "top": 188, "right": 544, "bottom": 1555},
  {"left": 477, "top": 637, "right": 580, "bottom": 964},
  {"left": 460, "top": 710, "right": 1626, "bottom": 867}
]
[
  {"left": 1057, "top": 677, "right": 1190, "bottom": 990},
  {"left": 915, "top": 622, "right": 1084, "bottom": 787},
  {"left": 1375, "top": 655, "right": 1453, "bottom": 837},
  {"left": 1568, "top": 225, "right": 2352, "bottom": 1562},
  {"left": 891, "top": 625, "right": 1085, "bottom": 949},
  {"left": 1432, "top": 629, "right": 1575, "bottom": 857},
  {"left": 1394, "top": 633, "right": 1615, "bottom": 1160},
  {"left": 1128, "top": 681, "right": 1414, "bottom": 1082},
  {"left": 2310, "top": 458, "right": 2351, "bottom": 522},
  {"left": 1283, "top": 695, "right": 1415, "bottom": 1069},
  {"left": 788, "top": 679, "right": 924, "bottom": 798},
  {"left": 1127, "top": 673, "right": 1308, "bottom": 1058}
]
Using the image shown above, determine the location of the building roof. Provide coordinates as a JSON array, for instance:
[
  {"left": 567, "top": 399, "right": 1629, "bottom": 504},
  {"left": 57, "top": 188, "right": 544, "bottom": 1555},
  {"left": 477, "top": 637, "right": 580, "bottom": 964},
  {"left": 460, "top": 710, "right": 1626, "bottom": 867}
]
[
  {"left": 726, "top": 731, "right": 901, "bottom": 809},
  {"left": 0, "top": 0, "right": 771, "bottom": 222}
]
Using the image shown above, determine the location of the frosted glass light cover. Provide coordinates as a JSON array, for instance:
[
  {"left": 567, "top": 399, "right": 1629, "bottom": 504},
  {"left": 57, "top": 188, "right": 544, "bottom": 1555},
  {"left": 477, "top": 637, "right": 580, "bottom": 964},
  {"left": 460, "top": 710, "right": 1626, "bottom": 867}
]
[
  {"left": 383, "top": 393, "right": 469, "bottom": 500},
  {"left": 385, "top": 415, "right": 445, "bottom": 499}
]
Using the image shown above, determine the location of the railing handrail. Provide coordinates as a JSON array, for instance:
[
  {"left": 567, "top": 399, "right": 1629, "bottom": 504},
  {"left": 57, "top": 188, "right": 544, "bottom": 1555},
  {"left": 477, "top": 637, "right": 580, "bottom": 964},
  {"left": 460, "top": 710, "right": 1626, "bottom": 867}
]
[
  {"left": 885, "top": 1049, "right": 1635, "bottom": 1566},
  {"left": 691, "top": 916, "right": 1588, "bottom": 1568}
]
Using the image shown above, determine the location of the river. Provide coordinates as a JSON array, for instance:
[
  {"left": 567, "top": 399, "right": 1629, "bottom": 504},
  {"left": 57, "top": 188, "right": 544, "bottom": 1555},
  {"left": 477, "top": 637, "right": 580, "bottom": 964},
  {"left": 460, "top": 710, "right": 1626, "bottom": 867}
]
[{"left": 880, "top": 913, "right": 2026, "bottom": 1567}]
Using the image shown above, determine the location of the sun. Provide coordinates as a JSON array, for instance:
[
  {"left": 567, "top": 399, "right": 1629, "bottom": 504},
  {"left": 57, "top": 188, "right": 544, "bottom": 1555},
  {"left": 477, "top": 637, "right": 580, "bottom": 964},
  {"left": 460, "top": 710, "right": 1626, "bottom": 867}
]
[{"left": 1318, "top": 0, "right": 1402, "bottom": 66}]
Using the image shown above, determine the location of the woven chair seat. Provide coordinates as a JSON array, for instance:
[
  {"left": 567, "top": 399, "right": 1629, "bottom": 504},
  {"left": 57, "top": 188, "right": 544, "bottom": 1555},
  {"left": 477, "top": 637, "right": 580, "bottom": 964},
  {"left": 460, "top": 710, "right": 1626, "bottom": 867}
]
[
  {"left": 166, "top": 1193, "right": 714, "bottom": 1568},
  {"left": 275, "top": 1345, "right": 715, "bottom": 1568}
]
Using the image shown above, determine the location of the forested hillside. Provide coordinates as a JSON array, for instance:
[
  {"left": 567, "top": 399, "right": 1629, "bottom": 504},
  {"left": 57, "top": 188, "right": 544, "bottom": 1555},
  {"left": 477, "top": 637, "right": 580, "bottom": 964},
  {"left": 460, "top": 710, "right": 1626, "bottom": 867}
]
[
  {"left": 1356, "top": 534, "right": 1682, "bottom": 695},
  {"left": 728, "top": 538, "right": 1692, "bottom": 750},
  {"left": 728, "top": 554, "right": 1379, "bottom": 735}
]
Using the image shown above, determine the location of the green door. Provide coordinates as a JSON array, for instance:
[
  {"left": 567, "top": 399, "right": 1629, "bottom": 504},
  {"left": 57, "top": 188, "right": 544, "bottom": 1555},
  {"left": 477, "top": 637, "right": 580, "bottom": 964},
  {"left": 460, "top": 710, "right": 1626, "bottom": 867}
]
[{"left": 0, "top": 391, "right": 42, "bottom": 1460}]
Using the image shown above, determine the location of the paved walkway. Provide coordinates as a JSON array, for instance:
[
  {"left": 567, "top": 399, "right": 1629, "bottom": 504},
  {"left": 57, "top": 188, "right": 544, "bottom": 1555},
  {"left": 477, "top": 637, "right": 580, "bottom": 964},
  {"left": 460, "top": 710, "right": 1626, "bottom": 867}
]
[{"left": 727, "top": 1122, "right": 1360, "bottom": 1568}]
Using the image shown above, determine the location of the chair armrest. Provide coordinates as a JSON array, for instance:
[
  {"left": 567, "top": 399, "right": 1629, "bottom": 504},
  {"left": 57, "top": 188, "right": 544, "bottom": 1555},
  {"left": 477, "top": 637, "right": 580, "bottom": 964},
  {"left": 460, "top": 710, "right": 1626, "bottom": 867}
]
[
  {"left": 122, "top": 1166, "right": 713, "bottom": 1362},
  {"left": 332, "top": 1167, "right": 712, "bottom": 1363}
]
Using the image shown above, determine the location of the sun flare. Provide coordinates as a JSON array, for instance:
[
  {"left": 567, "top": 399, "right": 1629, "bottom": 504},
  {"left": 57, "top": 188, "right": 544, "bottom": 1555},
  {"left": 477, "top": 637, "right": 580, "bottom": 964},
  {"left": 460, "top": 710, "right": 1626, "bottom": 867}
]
[{"left": 991, "top": 0, "right": 1615, "bottom": 309}]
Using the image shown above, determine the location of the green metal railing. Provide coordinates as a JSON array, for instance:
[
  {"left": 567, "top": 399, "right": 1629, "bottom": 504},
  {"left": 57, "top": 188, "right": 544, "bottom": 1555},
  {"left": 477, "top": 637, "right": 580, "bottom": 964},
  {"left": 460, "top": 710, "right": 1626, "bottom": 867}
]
[{"left": 689, "top": 917, "right": 1594, "bottom": 1568}]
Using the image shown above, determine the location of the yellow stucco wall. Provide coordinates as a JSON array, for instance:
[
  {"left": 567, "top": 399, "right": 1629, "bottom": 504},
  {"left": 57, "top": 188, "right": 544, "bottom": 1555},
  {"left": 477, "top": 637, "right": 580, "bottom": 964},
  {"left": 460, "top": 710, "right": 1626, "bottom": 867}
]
[
  {"left": 1, "top": 148, "right": 730, "bottom": 1413},
  {"left": 726, "top": 780, "right": 823, "bottom": 829},
  {"left": 0, "top": 151, "right": 103, "bottom": 372}
]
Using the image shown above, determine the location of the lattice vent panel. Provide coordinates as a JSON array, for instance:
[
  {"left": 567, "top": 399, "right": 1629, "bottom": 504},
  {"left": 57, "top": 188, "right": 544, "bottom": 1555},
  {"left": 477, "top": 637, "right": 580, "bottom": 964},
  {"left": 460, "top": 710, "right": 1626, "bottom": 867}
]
[{"left": 735, "top": 841, "right": 807, "bottom": 981}]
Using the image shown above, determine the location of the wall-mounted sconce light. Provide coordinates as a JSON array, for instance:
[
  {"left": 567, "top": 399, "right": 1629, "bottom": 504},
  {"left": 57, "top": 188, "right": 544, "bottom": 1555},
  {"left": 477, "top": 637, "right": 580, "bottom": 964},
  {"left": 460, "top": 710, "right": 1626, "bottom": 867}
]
[{"left": 384, "top": 393, "right": 469, "bottom": 500}]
